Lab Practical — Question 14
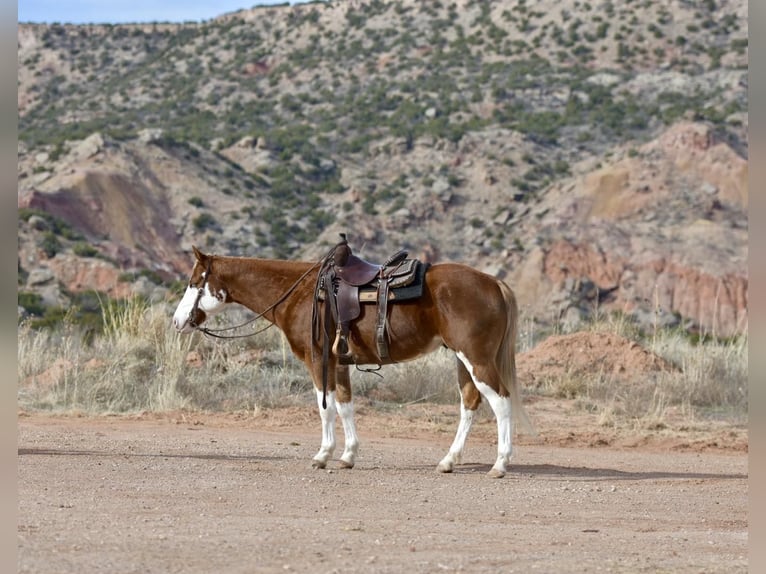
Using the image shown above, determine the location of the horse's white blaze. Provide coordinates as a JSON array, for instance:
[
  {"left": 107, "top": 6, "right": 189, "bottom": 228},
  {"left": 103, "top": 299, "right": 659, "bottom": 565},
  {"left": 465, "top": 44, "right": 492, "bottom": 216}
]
[
  {"left": 172, "top": 285, "right": 200, "bottom": 332},
  {"left": 313, "top": 390, "right": 337, "bottom": 468},
  {"left": 456, "top": 351, "right": 514, "bottom": 477},
  {"left": 336, "top": 399, "right": 359, "bottom": 467},
  {"left": 172, "top": 280, "right": 226, "bottom": 332},
  {"left": 437, "top": 398, "right": 475, "bottom": 473}
]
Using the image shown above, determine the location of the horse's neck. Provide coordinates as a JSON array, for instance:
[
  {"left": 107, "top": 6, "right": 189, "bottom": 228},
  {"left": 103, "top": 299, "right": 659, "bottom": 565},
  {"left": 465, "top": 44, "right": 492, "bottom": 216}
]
[{"left": 220, "top": 257, "right": 313, "bottom": 314}]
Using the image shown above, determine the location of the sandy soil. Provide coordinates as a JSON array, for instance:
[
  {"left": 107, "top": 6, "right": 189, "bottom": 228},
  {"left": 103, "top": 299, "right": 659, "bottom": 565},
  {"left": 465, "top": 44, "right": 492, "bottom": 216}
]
[{"left": 18, "top": 400, "right": 747, "bottom": 574}]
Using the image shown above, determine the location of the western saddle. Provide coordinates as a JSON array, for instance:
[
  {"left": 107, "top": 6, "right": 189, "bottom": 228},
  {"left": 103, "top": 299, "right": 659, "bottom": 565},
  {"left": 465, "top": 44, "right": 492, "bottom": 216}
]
[{"left": 313, "top": 233, "right": 421, "bottom": 366}]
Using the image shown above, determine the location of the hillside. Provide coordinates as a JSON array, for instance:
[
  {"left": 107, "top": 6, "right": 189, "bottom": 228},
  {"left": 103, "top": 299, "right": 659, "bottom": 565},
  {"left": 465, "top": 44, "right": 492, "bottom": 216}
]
[{"left": 17, "top": 0, "right": 748, "bottom": 337}]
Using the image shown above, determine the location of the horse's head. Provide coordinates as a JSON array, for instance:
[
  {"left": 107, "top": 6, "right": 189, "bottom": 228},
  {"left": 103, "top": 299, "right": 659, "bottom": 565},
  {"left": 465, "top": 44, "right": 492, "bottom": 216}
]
[{"left": 172, "top": 246, "right": 229, "bottom": 333}]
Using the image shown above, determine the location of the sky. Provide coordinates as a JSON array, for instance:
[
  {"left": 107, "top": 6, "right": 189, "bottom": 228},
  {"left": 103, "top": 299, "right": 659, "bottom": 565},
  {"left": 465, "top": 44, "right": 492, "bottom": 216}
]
[{"left": 18, "top": 0, "right": 314, "bottom": 24}]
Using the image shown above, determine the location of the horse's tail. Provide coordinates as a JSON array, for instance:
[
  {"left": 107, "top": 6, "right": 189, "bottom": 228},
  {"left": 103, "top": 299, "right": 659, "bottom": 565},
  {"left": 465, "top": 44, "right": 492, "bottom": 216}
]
[{"left": 496, "top": 279, "right": 536, "bottom": 436}]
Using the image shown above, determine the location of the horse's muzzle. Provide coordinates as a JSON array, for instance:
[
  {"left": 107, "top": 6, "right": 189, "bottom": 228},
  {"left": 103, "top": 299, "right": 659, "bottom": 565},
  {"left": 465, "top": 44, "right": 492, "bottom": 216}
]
[
  {"left": 173, "top": 316, "right": 186, "bottom": 331},
  {"left": 174, "top": 308, "right": 205, "bottom": 333}
]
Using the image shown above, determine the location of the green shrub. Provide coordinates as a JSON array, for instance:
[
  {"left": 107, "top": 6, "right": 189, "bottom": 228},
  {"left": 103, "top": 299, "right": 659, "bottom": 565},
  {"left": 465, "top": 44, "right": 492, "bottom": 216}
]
[
  {"left": 40, "top": 232, "right": 61, "bottom": 258},
  {"left": 18, "top": 292, "right": 46, "bottom": 317},
  {"left": 192, "top": 213, "right": 219, "bottom": 231},
  {"left": 118, "top": 269, "right": 165, "bottom": 285},
  {"left": 73, "top": 243, "right": 99, "bottom": 257},
  {"left": 20, "top": 209, "right": 83, "bottom": 240}
]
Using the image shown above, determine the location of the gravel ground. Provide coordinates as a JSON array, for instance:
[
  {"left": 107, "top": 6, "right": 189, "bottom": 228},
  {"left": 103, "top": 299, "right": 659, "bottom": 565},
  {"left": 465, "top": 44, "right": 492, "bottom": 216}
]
[{"left": 18, "top": 406, "right": 747, "bottom": 573}]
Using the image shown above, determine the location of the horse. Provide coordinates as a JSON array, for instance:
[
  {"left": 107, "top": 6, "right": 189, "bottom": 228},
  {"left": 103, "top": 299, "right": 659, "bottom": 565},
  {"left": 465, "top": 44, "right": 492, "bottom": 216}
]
[{"left": 172, "top": 245, "right": 535, "bottom": 478}]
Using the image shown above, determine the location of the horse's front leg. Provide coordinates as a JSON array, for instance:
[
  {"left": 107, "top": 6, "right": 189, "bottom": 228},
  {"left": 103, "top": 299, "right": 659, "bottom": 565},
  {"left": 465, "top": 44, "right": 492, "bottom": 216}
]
[
  {"left": 335, "top": 364, "right": 359, "bottom": 469},
  {"left": 312, "top": 387, "right": 337, "bottom": 469},
  {"left": 310, "top": 363, "right": 358, "bottom": 469}
]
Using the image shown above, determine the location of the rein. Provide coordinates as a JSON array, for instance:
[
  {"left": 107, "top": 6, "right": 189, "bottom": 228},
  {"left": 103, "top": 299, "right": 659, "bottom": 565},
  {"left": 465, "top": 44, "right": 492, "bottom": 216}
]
[
  {"left": 192, "top": 259, "right": 321, "bottom": 340},
  {"left": 189, "top": 246, "right": 338, "bottom": 341},
  {"left": 189, "top": 257, "right": 292, "bottom": 339}
]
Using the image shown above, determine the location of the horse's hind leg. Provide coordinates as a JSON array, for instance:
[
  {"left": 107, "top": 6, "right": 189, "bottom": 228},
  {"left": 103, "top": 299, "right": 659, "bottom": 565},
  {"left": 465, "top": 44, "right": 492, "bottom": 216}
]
[
  {"left": 456, "top": 351, "right": 513, "bottom": 478},
  {"left": 437, "top": 358, "right": 482, "bottom": 473},
  {"left": 335, "top": 364, "right": 359, "bottom": 469}
]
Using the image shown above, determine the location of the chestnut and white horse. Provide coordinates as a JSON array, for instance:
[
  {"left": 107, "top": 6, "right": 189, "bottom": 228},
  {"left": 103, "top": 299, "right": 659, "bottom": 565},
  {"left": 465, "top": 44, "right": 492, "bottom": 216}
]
[{"left": 172, "top": 246, "right": 534, "bottom": 477}]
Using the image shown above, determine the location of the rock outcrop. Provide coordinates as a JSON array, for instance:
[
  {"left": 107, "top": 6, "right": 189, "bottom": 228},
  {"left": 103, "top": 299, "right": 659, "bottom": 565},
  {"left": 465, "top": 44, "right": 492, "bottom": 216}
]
[{"left": 506, "top": 122, "right": 747, "bottom": 337}]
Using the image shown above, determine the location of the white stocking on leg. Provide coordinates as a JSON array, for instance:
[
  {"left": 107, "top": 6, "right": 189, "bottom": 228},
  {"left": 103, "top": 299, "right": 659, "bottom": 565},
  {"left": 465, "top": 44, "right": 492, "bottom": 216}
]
[
  {"left": 437, "top": 399, "right": 475, "bottom": 473},
  {"left": 312, "top": 390, "right": 337, "bottom": 469},
  {"left": 336, "top": 400, "right": 359, "bottom": 469}
]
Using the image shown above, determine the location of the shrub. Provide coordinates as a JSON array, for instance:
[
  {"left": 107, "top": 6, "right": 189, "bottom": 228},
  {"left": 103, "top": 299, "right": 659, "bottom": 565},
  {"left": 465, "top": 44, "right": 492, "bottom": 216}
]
[
  {"left": 72, "top": 243, "right": 99, "bottom": 257},
  {"left": 40, "top": 232, "right": 61, "bottom": 258},
  {"left": 18, "top": 292, "right": 46, "bottom": 317},
  {"left": 118, "top": 269, "right": 165, "bottom": 285},
  {"left": 20, "top": 209, "right": 83, "bottom": 240},
  {"left": 192, "top": 213, "right": 219, "bottom": 231}
]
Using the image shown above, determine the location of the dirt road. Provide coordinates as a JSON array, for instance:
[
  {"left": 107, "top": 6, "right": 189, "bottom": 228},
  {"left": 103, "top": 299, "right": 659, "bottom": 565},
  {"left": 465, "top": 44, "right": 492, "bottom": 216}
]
[{"left": 18, "top": 407, "right": 747, "bottom": 573}]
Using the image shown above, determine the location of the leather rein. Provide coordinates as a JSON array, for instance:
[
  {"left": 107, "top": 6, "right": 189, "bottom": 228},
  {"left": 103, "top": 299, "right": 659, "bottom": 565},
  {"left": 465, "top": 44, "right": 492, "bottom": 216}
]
[{"left": 187, "top": 249, "right": 334, "bottom": 340}]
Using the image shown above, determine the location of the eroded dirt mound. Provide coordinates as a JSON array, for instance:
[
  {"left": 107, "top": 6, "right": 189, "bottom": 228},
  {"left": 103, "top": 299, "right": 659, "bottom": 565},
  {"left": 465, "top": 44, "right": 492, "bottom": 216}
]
[{"left": 518, "top": 330, "right": 675, "bottom": 387}]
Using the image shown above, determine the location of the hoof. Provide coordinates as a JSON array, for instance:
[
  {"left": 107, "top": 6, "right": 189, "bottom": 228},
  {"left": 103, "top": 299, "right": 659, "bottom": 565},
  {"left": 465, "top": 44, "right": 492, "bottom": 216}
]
[
  {"left": 436, "top": 463, "right": 454, "bottom": 474},
  {"left": 487, "top": 468, "right": 506, "bottom": 479},
  {"left": 312, "top": 460, "right": 327, "bottom": 469},
  {"left": 338, "top": 459, "right": 355, "bottom": 469}
]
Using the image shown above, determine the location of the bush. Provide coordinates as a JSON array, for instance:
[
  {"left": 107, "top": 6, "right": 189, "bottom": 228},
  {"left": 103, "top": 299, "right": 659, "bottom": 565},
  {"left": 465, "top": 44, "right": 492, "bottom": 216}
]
[
  {"left": 118, "top": 268, "right": 166, "bottom": 286},
  {"left": 192, "top": 213, "right": 219, "bottom": 231},
  {"left": 20, "top": 208, "right": 83, "bottom": 241},
  {"left": 40, "top": 232, "right": 61, "bottom": 258},
  {"left": 18, "top": 292, "right": 46, "bottom": 317},
  {"left": 73, "top": 243, "right": 99, "bottom": 257}
]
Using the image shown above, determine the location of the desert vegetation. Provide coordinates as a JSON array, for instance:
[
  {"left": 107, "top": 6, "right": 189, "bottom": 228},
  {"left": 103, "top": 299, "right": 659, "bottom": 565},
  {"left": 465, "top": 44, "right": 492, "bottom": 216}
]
[
  {"left": 17, "top": 295, "right": 747, "bottom": 434},
  {"left": 18, "top": 0, "right": 747, "bottom": 341}
]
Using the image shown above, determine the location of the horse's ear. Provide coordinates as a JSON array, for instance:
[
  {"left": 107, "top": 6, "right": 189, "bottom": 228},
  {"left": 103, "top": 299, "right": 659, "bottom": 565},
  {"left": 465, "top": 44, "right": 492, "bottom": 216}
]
[{"left": 192, "top": 245, "right": 206, "bottom": 263}]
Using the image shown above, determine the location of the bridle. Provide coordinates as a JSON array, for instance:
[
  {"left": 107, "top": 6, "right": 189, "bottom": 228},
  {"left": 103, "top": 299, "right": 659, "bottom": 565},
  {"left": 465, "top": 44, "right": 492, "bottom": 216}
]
[{"left": 186, "top": 257, "right": 213, "bottom": 331}]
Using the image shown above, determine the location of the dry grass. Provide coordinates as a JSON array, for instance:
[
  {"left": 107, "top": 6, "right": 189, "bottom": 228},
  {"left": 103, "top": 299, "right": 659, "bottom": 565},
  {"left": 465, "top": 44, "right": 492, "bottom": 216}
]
[
  {"left": 647, "top": 330, "right": 748, "bottom": 418},
  {"left": 17, "top": 301, "right": 747, "bottom": 430},
  {"left": 525, "top": 313, "right": 748, "bottom": 429},
  {"left": 18, "top": 298, "right": 311, "bottom": 414}
]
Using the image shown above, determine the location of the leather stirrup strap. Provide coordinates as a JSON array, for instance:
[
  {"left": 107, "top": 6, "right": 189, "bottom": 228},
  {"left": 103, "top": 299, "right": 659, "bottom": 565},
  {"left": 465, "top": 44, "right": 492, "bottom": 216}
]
[
  {"left": 375, "top": 278, "right": 391, "bottom": 360},
  {"left": 321, "top": 297, "right": 332, "bottom": 409},
  {"left": 319, "top": 268, "right": 338, "bottom": 410}
]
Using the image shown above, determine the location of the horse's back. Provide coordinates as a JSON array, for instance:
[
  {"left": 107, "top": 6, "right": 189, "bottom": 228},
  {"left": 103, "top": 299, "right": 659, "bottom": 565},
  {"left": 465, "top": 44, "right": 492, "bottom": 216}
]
[{"left": 424, "top": 262, "right": 510, "bottom": 309}]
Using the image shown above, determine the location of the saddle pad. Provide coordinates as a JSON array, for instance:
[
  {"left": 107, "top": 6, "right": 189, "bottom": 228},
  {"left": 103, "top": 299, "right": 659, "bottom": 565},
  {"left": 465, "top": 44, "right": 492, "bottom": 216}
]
[{"left": 359, "top": 261, "right": 428, "bottom": 303}]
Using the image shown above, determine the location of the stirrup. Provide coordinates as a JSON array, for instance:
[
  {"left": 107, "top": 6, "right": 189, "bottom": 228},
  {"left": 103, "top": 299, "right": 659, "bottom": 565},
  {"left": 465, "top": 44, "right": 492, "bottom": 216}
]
[{"left": 332, "top": 330, "right": 353, "bottom": 362}]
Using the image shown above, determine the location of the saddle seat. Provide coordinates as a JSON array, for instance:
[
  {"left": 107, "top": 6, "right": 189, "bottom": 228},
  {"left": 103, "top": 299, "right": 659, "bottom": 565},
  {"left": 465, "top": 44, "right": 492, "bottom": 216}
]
[
  {"left": 335, "top": 249, "right": 409, "bottom": 287},
  {"left": 335, "top": 255, "right": 382, "bottom": 286}
]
